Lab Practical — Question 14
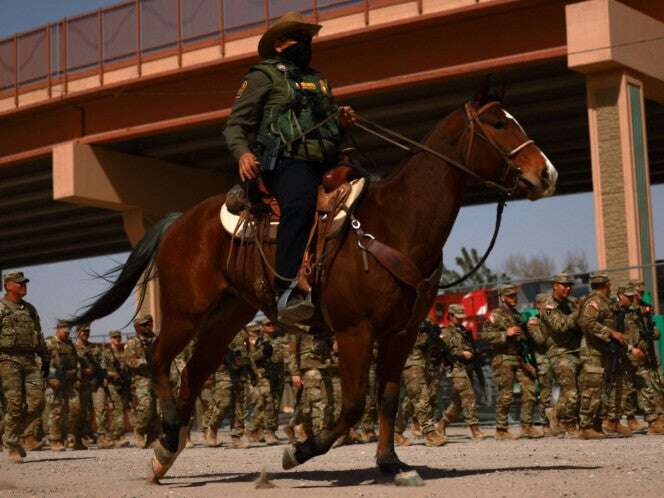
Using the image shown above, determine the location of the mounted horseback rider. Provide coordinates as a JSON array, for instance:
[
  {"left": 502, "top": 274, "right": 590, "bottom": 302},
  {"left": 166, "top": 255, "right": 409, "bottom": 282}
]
[{"left": 224, "top": 12, "right": 355, "bottom": 324}]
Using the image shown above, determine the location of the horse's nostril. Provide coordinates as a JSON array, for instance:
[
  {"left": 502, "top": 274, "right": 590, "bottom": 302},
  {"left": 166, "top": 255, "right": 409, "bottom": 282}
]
[{"left": 541, "top": 167, "right": 549, "bottom": 182}]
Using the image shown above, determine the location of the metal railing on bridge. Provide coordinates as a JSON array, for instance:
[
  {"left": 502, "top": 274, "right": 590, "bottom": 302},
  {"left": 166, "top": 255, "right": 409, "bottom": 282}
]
[{"left": 0, "top": 0, "right": 463, "bottom": 107}]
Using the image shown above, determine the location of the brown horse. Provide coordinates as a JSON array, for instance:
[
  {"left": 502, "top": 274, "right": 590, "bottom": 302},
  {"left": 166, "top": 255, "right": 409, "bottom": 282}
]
[{"left": 67, "top": 87, "right": 557, "bottom": 485}]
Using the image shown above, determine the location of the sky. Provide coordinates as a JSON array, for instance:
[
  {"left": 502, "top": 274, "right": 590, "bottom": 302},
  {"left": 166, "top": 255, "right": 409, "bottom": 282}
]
[{"left": 1, "top": 1, "right": 663, "bottom": 339}]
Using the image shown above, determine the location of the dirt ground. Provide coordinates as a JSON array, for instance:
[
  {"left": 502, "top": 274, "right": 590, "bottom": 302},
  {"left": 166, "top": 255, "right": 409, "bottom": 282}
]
[{"left": 2, "top": 424, "right": 664, "bottom": 498}]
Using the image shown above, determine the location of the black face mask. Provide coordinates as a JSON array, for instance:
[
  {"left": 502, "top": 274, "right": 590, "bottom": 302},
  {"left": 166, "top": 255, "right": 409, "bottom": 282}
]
[{"left": 280, "top": 41, "right": 312, "bottom": 69}]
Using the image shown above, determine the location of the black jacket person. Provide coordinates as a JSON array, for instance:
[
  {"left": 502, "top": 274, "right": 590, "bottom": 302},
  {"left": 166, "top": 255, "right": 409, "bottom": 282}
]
[{"left": 223, "top": 11, "right": 354, "bottom": 322}]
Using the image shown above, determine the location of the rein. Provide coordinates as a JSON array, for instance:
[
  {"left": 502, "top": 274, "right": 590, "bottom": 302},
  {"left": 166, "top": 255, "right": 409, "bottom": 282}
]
[{"left": 350, "top": 101, "right": 536, "bottom": 290}]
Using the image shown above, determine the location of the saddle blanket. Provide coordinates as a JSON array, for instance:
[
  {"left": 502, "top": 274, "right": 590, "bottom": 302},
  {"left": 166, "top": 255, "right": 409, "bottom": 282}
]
[{"left": 220, "top": 178, "right": 366, "bottom": 241}]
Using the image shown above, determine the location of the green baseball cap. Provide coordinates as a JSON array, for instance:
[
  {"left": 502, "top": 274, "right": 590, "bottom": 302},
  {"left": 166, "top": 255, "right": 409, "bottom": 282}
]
[
  {"left": 499, "top": 284, "right": 518, "bottom": 296},
  {"left": 447, "top": 304, "right": 466, "bottom": 319},
  {"left": 552, "top": 273, "right": 574, "bottom": 285},
  {"left": 589, "top": 272, "right": 610, "bottom": 285},
  {"left": 3, "top": 271, "right": 29, "bottom": 285}
]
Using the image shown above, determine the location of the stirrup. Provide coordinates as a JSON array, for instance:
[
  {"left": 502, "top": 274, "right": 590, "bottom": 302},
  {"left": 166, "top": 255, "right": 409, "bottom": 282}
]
[{"left": 277, "top": 282, "right": 314, "bottom": 323}]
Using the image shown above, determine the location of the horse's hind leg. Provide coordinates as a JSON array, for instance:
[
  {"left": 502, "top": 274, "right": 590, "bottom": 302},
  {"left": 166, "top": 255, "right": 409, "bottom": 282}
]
[
  {"left": 149, "top": 293, "right": 255, "bottom": 483},
  {"left": 375, "top": 328, "right": 421, "bottom": 482},
  {"left": 282, "top": 322, "right": 374, "bottom": 469}
]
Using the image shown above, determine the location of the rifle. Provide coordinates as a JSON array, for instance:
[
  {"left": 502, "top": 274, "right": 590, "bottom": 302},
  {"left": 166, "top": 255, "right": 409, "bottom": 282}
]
[
  {"left": 604, "top": 308, "right": 631, "bottom": 389},
  {"left": 637, "top": 305, "right": 662, "bottom": 381},
  {"left": 463, "top": 330, "right": 489, "bottom": 404},
  {"left": 518, "top": 319, "right": 539, "bottom": 379}
]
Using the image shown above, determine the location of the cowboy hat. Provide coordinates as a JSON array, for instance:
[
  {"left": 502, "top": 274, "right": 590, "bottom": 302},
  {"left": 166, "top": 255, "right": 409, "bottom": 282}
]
[{"left": 258, "top": 11, "right": 321, "bottom": 59}]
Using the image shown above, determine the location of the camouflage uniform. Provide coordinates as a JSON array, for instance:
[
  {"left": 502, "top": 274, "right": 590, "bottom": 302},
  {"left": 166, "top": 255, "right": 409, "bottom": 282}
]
[
  {"left": 100, "top": 332, "right": 130, "bottom": 444},
  {"left": 528, "top": 294, "right": 556, "bottom": 431},
  {"left": 395, "top": 329, "right": 438, "bottom": 436},
  {"left": 539, "top": 292, "right": 581, "bottom": 429},
  {"left": 75, "top": 333, "right": 107, "bottom": 444},
  {"left": 200, "top": 362, "right": 234, "bottom": 434},
  {"left": 125, "top": 332, "right": 159, "bottom": 443},
  {"left": 45, "top": 333, "right": 81, "bottom": 446},
  {"left": 288, "top": 331, "right": 335, "bottom": 436},
  {"left": 245, "top": 328, "right": 280, "bottom": 439},
  {"left": 0, "top": 291, "right": 48, "bottom": 455},
  {"left": 226, "top": 328, "right": 255, "bottom": 440},
  {"left": 440, "top": 323, "right": 480, "bottom": 428},
  {"left": 576, "top": 278, "right": 616, "bottom": 433},
  {"left": 481, "top": 292, "right": 537, "bottom": 434}
]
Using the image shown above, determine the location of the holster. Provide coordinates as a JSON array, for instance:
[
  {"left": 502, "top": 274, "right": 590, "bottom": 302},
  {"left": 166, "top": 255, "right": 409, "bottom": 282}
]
[{"left": 256, "top": 133, "right": 282, "bottom": 173}]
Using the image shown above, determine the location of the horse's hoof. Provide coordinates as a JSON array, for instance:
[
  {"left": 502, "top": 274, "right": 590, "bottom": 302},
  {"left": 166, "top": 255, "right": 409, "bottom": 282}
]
[
  {"left": 394, "top": 470, "right": 425, "bottom": 487},
  {"left": 147, "top": 458, "right": 163, "bottom": 485},
  {"left": 151, "top": 440, "right": 175, "bottom": 479},
  {"left": 282, "top": 446, "right": 300, "bottom": 470}
]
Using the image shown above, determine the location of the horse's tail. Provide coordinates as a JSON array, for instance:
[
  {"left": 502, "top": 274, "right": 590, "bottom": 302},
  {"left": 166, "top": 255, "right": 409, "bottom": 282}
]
[{"left": 64, "top": 212, "right": 182, "bottom": 327}]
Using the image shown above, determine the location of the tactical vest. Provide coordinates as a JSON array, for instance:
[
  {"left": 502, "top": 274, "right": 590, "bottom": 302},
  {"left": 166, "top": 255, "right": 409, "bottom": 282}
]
[
  {"left": 0, "top": 299, "right": 39, "bottom": 353},
  {"left": 49, "top": 338, "right": 79, "bottom": 380},
  {"left": 252, "top": 59, "right": 340, "bottom": 162}
]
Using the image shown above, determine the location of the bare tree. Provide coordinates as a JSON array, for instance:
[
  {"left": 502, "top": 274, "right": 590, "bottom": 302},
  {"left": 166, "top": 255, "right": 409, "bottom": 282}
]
[
  {"left": 502, "top": 253, "right": 556, "bottom": 279},
  {"left": 561, "top": 249, "right": 589, "bottom": 274},
  {"left": 441, "top": 246, "right": 506, "bottom": 287}
]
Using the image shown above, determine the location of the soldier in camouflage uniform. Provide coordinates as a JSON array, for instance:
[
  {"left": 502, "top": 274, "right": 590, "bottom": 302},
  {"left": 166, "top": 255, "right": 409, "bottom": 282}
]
[
  {"left": 45, "top": 321, "right": 82, "bottom": 451},
  {"left": 75, "top": 324, "right": 112, "bottom": 448},
  {"left": 200, "top": 359, "right": 235, "bottom": 447},
  {"left": 125, "top": 314, "right": 160, "bottom": 448},
  {"left": 528, "top": 292, "right": 556, "bottom": 436},
  {"left": 623, "top": 284, "right": 664, "bottom": 434},
  {"left": 394, "top": 325, "right": 446, "bottom": 447},
  {"left": 481, "top": 284, "right": 541, "bottom": 439},
  {"left": 577, "top": 273, "right": 634, "bottom": 439},
  {"left": 437, "top": 304, "right": 485, "bottom": 440},
  {"left": 285, "top": 330, "right": 336, "bottom": 438},
  {"left": 100, "top": 330, "right": 131, "bottom": 448},
  {"left": 244, "top": 321, "right": 280, "bottom": 444},
  {"left": 538, "top": 273, "right": 581, "bottom": 437},
  {"left": 0, "top": 272, "right": 49, "bottom": 463},
  {"left": 225, "top": 327, "right": 255, "bottom": 448}
]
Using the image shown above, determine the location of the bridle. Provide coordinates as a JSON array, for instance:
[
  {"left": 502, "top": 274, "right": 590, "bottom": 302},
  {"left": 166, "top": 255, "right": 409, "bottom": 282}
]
[
  {"left": 353, "top": 100, "right": 537, "bottom": 196},
  {"left": 463, "top": 101, "right": 535, "bottom": 195}
]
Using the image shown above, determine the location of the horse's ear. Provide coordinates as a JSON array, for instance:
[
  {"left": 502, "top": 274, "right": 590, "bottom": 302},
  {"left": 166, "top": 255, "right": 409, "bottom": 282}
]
[{"left": 473, "top": 75, "right": 493, "bottom": 105}]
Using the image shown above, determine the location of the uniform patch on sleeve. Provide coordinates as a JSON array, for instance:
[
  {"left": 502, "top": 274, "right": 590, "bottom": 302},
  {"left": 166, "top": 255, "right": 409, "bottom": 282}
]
[{"left": 235, "top": 80, "right": 248, "bottom": 100}]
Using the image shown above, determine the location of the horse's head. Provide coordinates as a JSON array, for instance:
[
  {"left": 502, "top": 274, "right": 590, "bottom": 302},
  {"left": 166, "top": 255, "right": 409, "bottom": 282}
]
[{"left": 463, "top": 88, "right": 557, "bottom": 200}]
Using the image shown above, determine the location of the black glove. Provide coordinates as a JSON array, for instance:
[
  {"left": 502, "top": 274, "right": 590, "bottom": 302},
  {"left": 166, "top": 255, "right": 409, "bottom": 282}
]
[
  {"left": 261, "top": 341, "right": 273, "bottom": 358},
  {"left": 41, "top": 360, "right": 50, "bottom": 379}
]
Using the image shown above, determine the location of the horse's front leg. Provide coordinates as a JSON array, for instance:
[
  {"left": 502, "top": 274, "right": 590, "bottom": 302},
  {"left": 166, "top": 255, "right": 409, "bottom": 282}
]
[
  {"left": 375, "top": 328, "right": 421, "bottom": 483},
  {"left": 282, "top": 322, "right": 374, "bottom": 469}
]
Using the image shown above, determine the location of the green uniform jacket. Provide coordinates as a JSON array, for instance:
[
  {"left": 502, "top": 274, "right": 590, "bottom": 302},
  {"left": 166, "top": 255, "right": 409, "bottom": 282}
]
[
  {"left": 223, "top": 58, "right": 340, "bottom": 163},
  {"left": 577, "top": 291, "right": 614, "bottom": 359},
  {"left": 540, "top": 294, "right": 580, "bottom": 354},
  {"left": 440, "top": 324, "right": 474, "bottom": 376},
  {"left": 480, "top": 304, "right": 523, "bottom": 357}
]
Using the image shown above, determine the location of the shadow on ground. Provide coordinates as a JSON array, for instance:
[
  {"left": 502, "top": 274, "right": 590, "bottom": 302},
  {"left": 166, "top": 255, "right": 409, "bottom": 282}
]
[{"left": 161, "top": 464, "right": 602, "bottom": 489}]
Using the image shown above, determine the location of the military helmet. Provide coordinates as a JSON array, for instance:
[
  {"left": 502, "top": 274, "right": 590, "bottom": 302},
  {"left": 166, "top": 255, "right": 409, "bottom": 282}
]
[
  {"left": 551, "top": 273, "right": 574, "bottom": 285},
  {"left": 589, "top": 272, "right": 610, "bottom": 285},
  {"left": 499, "top": 284, "right": 518, "bottom": 296},
  {"left": 447, "top": 304, "right": 466, "bottom": 319},
  {"left": 108, "top": 330, "right": 122, "bottom": 339},
  {"left": 76, "top": 323, "right": 91, "bottom": 335}
]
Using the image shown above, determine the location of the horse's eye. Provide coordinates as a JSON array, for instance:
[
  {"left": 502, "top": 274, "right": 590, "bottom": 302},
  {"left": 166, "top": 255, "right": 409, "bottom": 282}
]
[{"left": 492, "top": 120, "right": 507, "bottom": 129}]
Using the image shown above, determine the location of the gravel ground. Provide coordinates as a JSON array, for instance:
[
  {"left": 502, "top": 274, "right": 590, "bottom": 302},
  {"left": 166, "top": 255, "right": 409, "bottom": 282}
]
[{"left": 2, "top": 425, "right": 664, "bottom": 498}]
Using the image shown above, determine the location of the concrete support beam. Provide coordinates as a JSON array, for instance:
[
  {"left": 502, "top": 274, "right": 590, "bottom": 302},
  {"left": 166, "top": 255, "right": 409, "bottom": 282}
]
[
  {"left": 52, "top": 141, "right": 231, "bottom": 327},
  {"left": 52, "top": 141, "right": 229, "bottom": 243},
  {"left": 567, "top": 0, "right": 664, "bottom": 103},
  {"left": 586, "top": 71, "right": 658, "bottom": 299}
]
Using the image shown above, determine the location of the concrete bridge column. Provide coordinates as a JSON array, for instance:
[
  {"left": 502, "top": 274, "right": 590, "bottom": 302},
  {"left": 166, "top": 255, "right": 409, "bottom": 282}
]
[{"left": 586, "top": 71, "right": 657, "bottom": 293}]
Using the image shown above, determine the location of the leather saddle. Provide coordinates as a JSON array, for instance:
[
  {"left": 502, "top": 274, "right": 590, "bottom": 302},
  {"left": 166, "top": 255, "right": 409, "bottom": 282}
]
[{"left": 220, "top": 161, "right": 365, "bottom": 242}]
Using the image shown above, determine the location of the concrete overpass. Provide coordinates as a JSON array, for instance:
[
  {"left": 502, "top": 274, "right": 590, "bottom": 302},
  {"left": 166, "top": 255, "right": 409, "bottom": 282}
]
[{"left": 1, "top": 0, "right": 663, "bottom": 312}]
